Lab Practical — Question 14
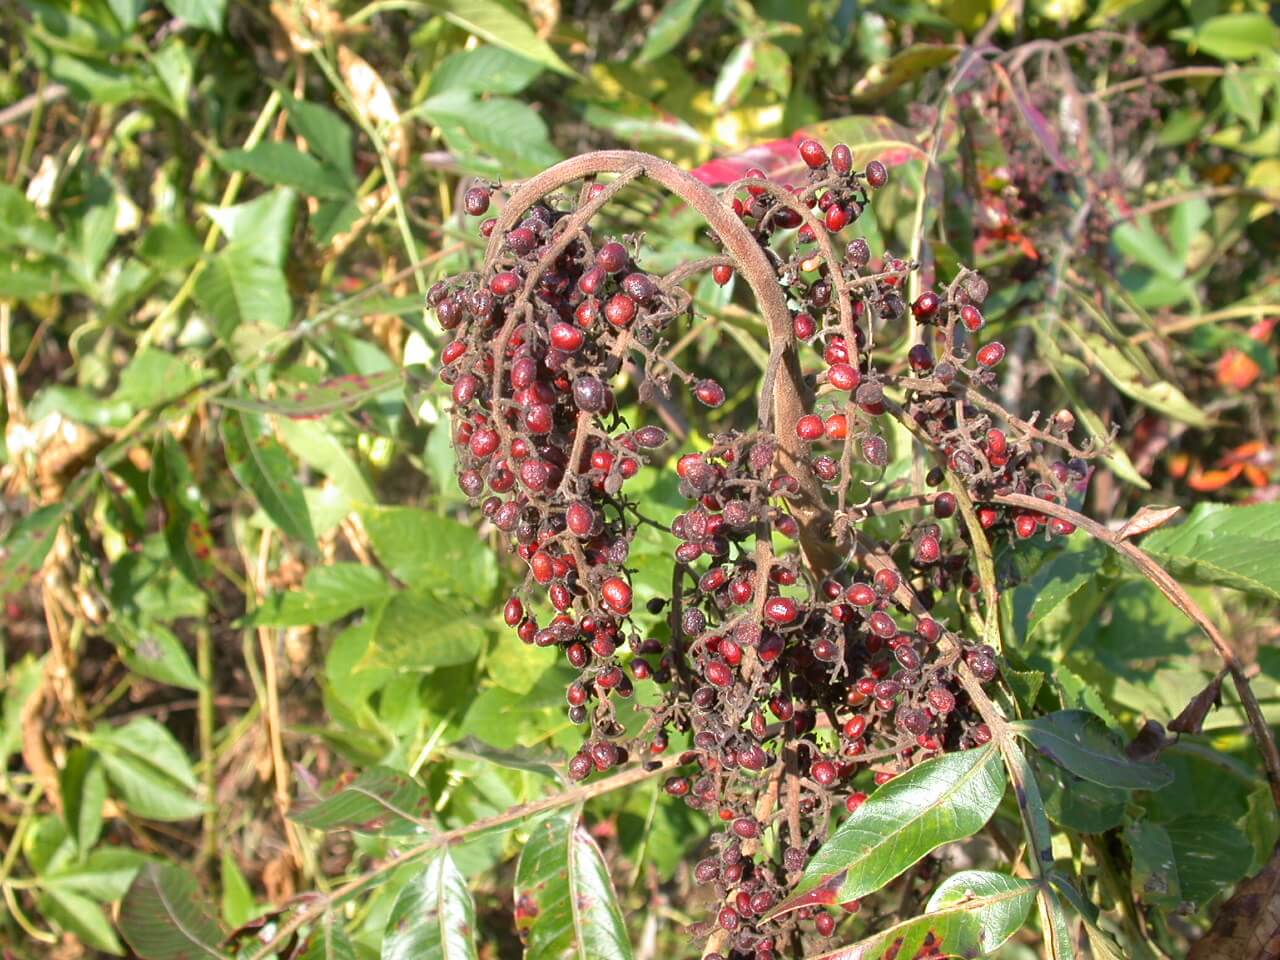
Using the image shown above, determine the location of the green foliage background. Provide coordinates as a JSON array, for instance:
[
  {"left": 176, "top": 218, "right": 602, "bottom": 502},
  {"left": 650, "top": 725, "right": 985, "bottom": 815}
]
[{"left": 0, "top": 0, "right": 1278, "bottom": 957}]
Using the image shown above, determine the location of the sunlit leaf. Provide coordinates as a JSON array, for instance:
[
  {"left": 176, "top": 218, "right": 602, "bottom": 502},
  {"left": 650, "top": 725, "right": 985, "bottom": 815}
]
[
  {"left": 382, "top": 850, "right": 478, "bottom": 960},
  {"left": 221, "top": 409, "right": 316, "bottom": 549},
  {"left": 119, "top": 863, "right": 227, "bottom": 959},
  {"left": 291, "top": 765, "right": 433, "bottom": 836}
]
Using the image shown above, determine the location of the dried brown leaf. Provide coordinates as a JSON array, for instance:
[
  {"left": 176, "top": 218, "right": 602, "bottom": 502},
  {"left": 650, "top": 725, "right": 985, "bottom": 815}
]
[
  {"left": 1116, "top": 504, "right": 1181, "bottom": 540},
  {"left": 338, "top": 46, "right": 406, "bottom": 164},
  {"left": 1169, "top": 671, "right": 1226, "bottom": 735}
]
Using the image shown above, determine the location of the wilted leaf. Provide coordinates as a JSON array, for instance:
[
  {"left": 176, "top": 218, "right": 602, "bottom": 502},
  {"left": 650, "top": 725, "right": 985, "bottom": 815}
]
[
  {"left": 0, "top": 504, "right": 64, "bottom": 597},
  {"left": 1116, "top": 505, "right": 1181, "bottom": 540},
  {"left": 851, "top": 44, "right": 960, "bottom": 102},
  {"left": 1187, "top": 842, "right": 1280, "bottom": 959},
  {"left": 1168, "top": 672, "right": 1225, "bottom": 735}
]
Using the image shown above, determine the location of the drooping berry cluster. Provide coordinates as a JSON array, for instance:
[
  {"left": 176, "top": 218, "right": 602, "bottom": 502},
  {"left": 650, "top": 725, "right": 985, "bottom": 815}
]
[{"left": 435, "top": 141, "right": 1101, "bottom": 956}]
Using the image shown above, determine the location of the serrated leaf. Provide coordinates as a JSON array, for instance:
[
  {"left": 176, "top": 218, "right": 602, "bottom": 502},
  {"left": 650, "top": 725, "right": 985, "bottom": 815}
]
[
  {"left": 429, "top": 0, "right": 574, "bottom": 76},
  {"left": 203, "top": 189, "right": 296, "bottom": 266},
  {"left": 88, "top": 717, "right": 204, "bottom": 821},
  {"left": 802, "top": 870, "right": 1037, "bottom": 960},
  {"left": 119, "top": 863, "right": 228, "bottom": 959},
  {"left": 1013, "top": 710, "right": 1172, "bottom": 790},
  {"left": 360, "top": 506, "right": 497, "bottom": 598},
  {"left": 362, "top": 591, "right": 488, "bottom": 671},
  {"left": 428, "top": 45, "right": 543, "bottom": 96},
  {"left": 111, "top": 348, "right": 208, "bottom": 410},
  {"left": 636, "top": 0, "right": 705, "bottom": 64},
  {"left": 247, "top": 564, "right": 390, "bottom": 627},
  {"left": 219, "top": 142, "right": 353, "bottom": 198},
  {"left": 194, "top": 242, "right": 292, "bottom": 336},
  {"left": 515, "top": 807, "right": 633, "bottom": 960},
  {"left": 290, "top": 765, "right": 433, "bottom": 835},
  {"left": 1141, "top": 502, "right": 1280, "bottom": 601},
  {"left": 382, "top": 850, "right": 478, "bottom": 960},
  {"left": 221, "top": 409, "right": 316, "bottom": 549},
  {"left": 772, "top": 744, "right": 1005, "bottom": 913},
  {"left": 1026, "top": 540, "right": 1107, "bottom": 636},
  {"left": 420, "top": 91, "right": 563, "bottom": 177}
]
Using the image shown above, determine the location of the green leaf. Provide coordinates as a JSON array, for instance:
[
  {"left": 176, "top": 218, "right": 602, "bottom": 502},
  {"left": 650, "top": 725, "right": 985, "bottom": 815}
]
[
  {"left": 61, "top": 746, "right": 106, "bottom": 853},
  {"left": 162, "top": 0, "right": 225, "bottom": 32},
  {"left": 0, "top": 504, "right": 64, "bottom": 598},
  {"left": 1165, "top": 815, "right": 1252, "bottom": 905},
  {"left": 361, "top": 506, "right": 497, "bottom": 598},
  {"left": 1036, "top": 756, "right": 1128, "bottom": 833},
  {"left": 219, "top": 851, "right": 256, "bottom": 929},
  {"left": 219, "top": 142, "right": 353, "bottom": 198},
  {"left": 515, "top": 807, "right": 633, "bottom": 959},
  {"left": 42, "top": 848, "right": 149, "bottom": 901},
  {"left": 203, "top": 189, "right": 296, "bottom": 266},
  {"left": 1067, "top": 330, "right": 1211, "bottom": 428},
  {"left": 428, "top": 45, "right": 544, "bottom": 96},
  {"left": 1026, "top": 540, "right": 1107, "bottom": 637},
  {"left": 1172, "top": 14, "right": 1279, "bottom": 61},
  {"left": 194, "top": 242, "right": 292, "bottom": 335},
  {"left": 299, "top": 922, "right": 358, "bottom": 960},
  {"left": 420, "top": 91, "right": 562, "bottom": 177},
  {"left": 803, "top": 871, "right": 1037, "bottom": 960},
  {"left": 88, "top": 718, "right": 204, "bottom": 821},
  {"left": 119, "top": 863, "right": 228, "bottom": 959},
  {"left": 111, "top": 348, "right": 208, "bottom": 410},
  {"left": 213, "top": 370, "right": 402, "bottom": 420},
  {"left": 429, "top": 0, "right": 574, "bottom": 76},
  {"left": 774, "top": 744, "right": 1005, "bottom": 912},
  {"left": 363, "top": 591, "right": 488, "bottom": 670},
  {"left": 712, "top": 40, "right": 756, "bottom": 109},
  {"left": 110, "top": 619, "right": 204, "bottom": 691},
  {"left": 290, "top": 765, "right": 433, "bottom": 836},
  {"left": 1141, "top": 502, "right": 1280, "bottom": 602},
  {"left": 247, "top": 564, "right": 391, "bottom": 627},
  {"left": 851, "top": 44, "right": 961, "bottom": 101},
  {"left": 1013, "top": 710, "right": 1172, "bottom": 790},
  {"left": 382, "top": 850, "right": 479, "bottom": 960},
  {"left": 636, "top": 0, "right": 705, "bottom": 64},
  {"left": 149, "top": 434, "right": 213, "bottom": 586},
  {"left": 279, "top": 90, "right": 357, "bottom": 187},
  {"left": 40, "top": 888, "right": 123, "bottom": 955},
  {"left": 275, "top": 416, "right": 376, "bottom": 503},
  {"left": 152, "top": 38, "right": 195, "bottom": 118},
  {"left": 1124, "top": 820, "right": 1181, "bottom": 906},
  {"left": 221, "top": 409, "right": 316, "bottom": 549},
  {"left": 106, "top": 0, "right": 146, "bottom": 30}
]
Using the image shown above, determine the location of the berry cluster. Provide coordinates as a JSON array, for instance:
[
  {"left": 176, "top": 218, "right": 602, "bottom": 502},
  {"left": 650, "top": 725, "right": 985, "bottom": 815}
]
[{"left": 435, "top": 141, "right": 1099, "bottom": 955}]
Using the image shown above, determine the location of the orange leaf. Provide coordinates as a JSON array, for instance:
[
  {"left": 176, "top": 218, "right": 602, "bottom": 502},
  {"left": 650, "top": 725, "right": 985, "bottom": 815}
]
[
  {"left": 1187, "top": 463, "right": 1243, "bottom": 492},
  {"left": 1216, "top": 349, "right": 1261, "bottom": 390}
]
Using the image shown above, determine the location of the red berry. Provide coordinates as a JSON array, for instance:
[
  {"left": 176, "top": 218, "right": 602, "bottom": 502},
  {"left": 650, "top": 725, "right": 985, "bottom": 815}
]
[
  {"left": 1014, "top": 514, "right": 1038, "bottom": 539},
  {"left": 793, "top": 312, "right": 816, "bottom": 339},
  {"left": 811, "top": 760, "right": 838, "bottom": 787},
  {"left": 827, "top": 363, "right": 860, "bottom": 391},
  {"left": 601, "top": 577, "right": 633, "bottom": 615},
  {"left": 597, "top": 241, "right": 628, "bottom": 273},
  {"left": 831, "top": 143, "right": 853, "bottom": 174},
  {"left": 706, "top": 659, "right": 733, "bottom": 687},
  {"left": 915, "top": 534, "right": 941, "bottom": 564},
  {"left": 489, "top": 271, "right": 520, "bottom": 296},
  {"left": 713, "top": 264, "right": 734, "bottom": 285},
  {"left": 814, "top": 912, "right": 836, "bottom": 937},
  {"left": 874, "top": 567, "right": 900, "bottom": 595},
  {"left": 912, "top": 292, "right": 940, "bottom": 319},
  {"left": 566, "top": 501, "right": 595, "bottom": 537},
  {"left": 845, "top": 791, "right": 868, "bottom": 813},
  {"left": 764, "top": 596, "right": 798, "bottom": 625},
  {"left": 1049, "top": 517, "right": 1076, "bottom": 536},
  {"left": 824, "top": 414, "right": 848, "bottom": 440},
  {"left": 907, "top": 343, "right": 934, "bottom": 372},
  {"left": 503, "top": 597, "right": 524, "bottom": 626},
  {"left": 961, "top": 304, "right": 984, "bottom": 331},
  {"left": 694, "top": 380, "right": 726, "bottom": 408},
  {"left": 796, "top": 415, "right": 825, "bottom": 441},
  {"left": 799, "top": 139, "right": 828, "bottom": 168},
  {"left": 865, "top": 160, "right": 888, "bottom": 188},
  {"left": 846, "top": 583, "right": 876, "bottom": 607},
  {"left": 463, "top": 186, "right": 490, "bottom": 216},
  {"left": 604, "top": 293, "right": 637, "bottom": 327},
  {"left": 824, "top": 204, "right": 849, "bottom": 232},
  {"left": 549, "top": 322, "right": 584, "bottom": 352},
  {"left": 933, "top": 492, "right": 957, "bottom": 519},
  {"left": 976, "top": 342, "right": 1006, "bottom": 367}
]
